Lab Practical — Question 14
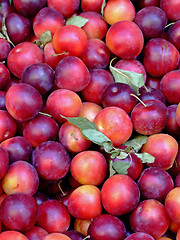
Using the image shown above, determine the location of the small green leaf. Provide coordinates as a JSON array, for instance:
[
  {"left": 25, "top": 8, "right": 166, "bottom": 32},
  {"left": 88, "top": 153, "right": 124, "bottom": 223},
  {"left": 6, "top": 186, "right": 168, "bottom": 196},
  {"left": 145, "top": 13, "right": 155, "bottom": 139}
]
[
  {"left": 39, "top": 30, "right": 52, "bottom": 46},
  {"left": 109, "top": 160, "right": 116, "bottom": 177},
  {"left": 101, "top": 0, "right": 106, "bottom": 17},
  {"left": 61, "top": 115, "right": 97, "bottom": 131},
  {"left": 82, "top": 128, "right": 111, "bottom": 146},
  {"left": 66, "top": 16, "right": 89, "bottom": 28},
  {"left": 124, "top": 135, "right": 148, "bottom": 152},
  {"left": 9, "top": 0, "right": 12, "bottom": 5},
  {"left": 112, "top": 161, "right": 131, "bottom": 175},
  {"left": 135, "top": 152, "right": 155, "bottom": 163},
  {"left": 110, "top": 58, "right": 145, "bottom": 95},
  {"left": 116, "top": 151, "right": 129, "bottom": 159},
  {"left": 103, "top": 141, "right": 114, "bottom": 153}
]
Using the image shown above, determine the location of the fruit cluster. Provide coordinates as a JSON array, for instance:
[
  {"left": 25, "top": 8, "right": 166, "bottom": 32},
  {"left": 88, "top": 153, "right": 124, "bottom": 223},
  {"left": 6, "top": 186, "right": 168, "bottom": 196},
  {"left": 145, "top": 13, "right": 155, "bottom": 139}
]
[{"left": 0, "top": 0, "right": 180, "bottom": 239}]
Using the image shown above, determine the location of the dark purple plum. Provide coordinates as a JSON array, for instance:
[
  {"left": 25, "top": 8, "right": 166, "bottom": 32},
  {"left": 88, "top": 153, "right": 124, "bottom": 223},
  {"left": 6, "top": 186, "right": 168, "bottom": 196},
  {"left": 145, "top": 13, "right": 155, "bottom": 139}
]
[
  {"left": 137, "top": 167, "right": 174, "bottom": 202},
  {"left": 134, "top": 6, "right": 167, "bottom": 39},
  {"left": 5, "top": 13, "right": 32, "bottom": 45},
  {"left": 0, "top": 136, "right": 33, "bottom": 163},
  {"left": 102, "top": 83, "right": 137, "bottom": 114},
  {"left": 88, "top": 214, "right": 126, "bottom": 240},
  {"left": 131, "top": 99, "right": 167, "bottom": 135},
  {"left": 21, "top": 63, "right": 55, "bottom": 96}
]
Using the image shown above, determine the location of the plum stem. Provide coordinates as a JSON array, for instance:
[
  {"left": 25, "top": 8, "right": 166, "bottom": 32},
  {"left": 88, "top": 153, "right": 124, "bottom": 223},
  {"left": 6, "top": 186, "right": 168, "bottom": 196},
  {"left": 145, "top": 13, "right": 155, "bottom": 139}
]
[
  {"left": 83, "top": 236, "right": 91, "bottom": 240},
  {"left": 130, "top": 93, "right": 147, "bottom": 107}
]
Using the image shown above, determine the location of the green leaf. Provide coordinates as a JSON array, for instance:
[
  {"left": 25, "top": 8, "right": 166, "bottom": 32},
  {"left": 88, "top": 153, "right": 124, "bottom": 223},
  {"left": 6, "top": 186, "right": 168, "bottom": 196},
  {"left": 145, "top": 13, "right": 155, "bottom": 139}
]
[
  {"left": 103, "top": 141, "right": 114, "bottom": 153},
  {"left": 112, "top": 161, "right": 131, "bottom": 175},
  {"left": 82, "top": 128, "right": 111, "bottom": 146},
  {"left": 110, "top": 58, "right": 145, "bottom": 95},
  {"left": 101, "top": 0, "right": 106, "bottom": 17},
  {"left": 135, "top": 152, "right": 155, "bottom": 164},
  {"left": 39, "top": 30, "right": 52, "bottom": 46},
  {"left": 109, "top": 160, "right": 116, "bottom": 177},
  {"left": 66, "top": 16, "right": 89, "bottom": 28},
  {"left": 124, "top": 135, "right": 148, "bottom": 152},
  {"left": 61, "top": 115, "right": 97, "bottom": 131},
  {"left": 116, "top": 151, "right": 129, "bottom": 159},
  {"left": 9, "top": 0, "right": 12, "bottom": 5}
]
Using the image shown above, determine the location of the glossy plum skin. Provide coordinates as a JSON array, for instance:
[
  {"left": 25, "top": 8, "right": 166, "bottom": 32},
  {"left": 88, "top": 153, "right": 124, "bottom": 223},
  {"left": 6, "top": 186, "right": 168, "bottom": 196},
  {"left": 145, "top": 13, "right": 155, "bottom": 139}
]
[
  {"left": 0, "top": 110, "right": 17, "bottom": 143},
  {"left": 160, "top": 70, "right": 180, "bottom": 104},
  {"left": 42, "top": 233, "right": 71, "bottom": 240},
  {"left": 101, "top": 174, "right": 140, "bottom": 216},
  {"left": 106, "top": 20, "right": 144, "bottom": 59},
  {"left": 80, "top": 0, "right": 103, "bottom": 12},
  {"left": 0, "top": 147, "right": 9, "bottom": 180},
  {"left": 46, "top": 89, "right": 82, "bottom": 123},
  {"left": 164, "top": 105, "right": 180, "bottom": 138},
  {"left": 0, "top": 39, "right": 11, "bottom": 62},
  {"left": 58, "top": 121, "right": 91, "bottom": 153},
  {"left": 0, "top": 231, "right": 29, "bottom": 240},
  {"left": 65, "top": 230, "right": 85, "bottom": 240},
  {"left": 139, "top": 86, "right": 166, "bottom": 104},
  {"left": 5, "top": 83, "right": 43, "bottom": 122},
  {"left": 166, "top": 20, "right": 180, "bottom": 51},
  {"left": 101, "top": 83, "right": 137, "bottom": 114},
  {"left": 0, "top": 193, "right": 38, "bottom": 232},
  {"left": 79, "top": 11, "right": 108, "bottom": 40},
  {"left": 5, "top": 13, "right": 32, "bottom": 45},
  {"left": 143, "top": 38, "right": 180, "bottom": 77},
  {"left": 23, "top": 226, "right": 48, "bottom": 240},
  {"left": 137, "top": 167, "right": 174, "bottom": 202},
  {"left": 7, "top": 42, "right": 44, "bottom": 79},
  {"left": 33, "top": 7, "right": 65, "bottom": 39},
  {"left": 94, "top": 106, "right": 133, "bottom": 147},
  {"left": 103, "top": 0, "right": 135, "bottom": 25},
  {"left": 160, "top": 0, "right": 180, "bottom": 21},
  {"left": 36, "top": 199, "right": 71, "bottom": 233},
  {"left": 47, "top": 0, "right": 80, "bottom": 18},
  {"left": 32, "top": 141, "right": 71, "bottom": 181},
  {"left": 80, "top": 69, "right": 114, "bottom": 104},
  {"left": 2, "top": 160, "right": 39, "bottom": 196},
  {"left": 55, "top": 56, "right": 90, "bottom": 92},
  {"left": 0, "top": 136, "right": 33, "bottom": 163},
  {"left": 124, "top": 232, "right": 155, "bottom": 240},
  {"left": 141, "top": 133, "right": 178, "bottom": 170},
  {"left": 67, "top": 185, "right": 102, "bottom": 220},
  {"left": 79, "top": 102, "right": 102, "bottom": 122},
  {"left": 134, "top": 6, "right": 167, "bottom": 39},
  {"left": 52, "top": 25, "right": 87, "bottom": 58},
  {"left": 23, "top": 114, "right": 59, "bottom": 148},
  {"left": 131, "top": 99, "right": 167, "bottom": 135},
  {"left": 44, "top": 42, "right": 64, "bottom": 70},
  {"left": 70, "top": 150, "right": 107, "bottom": 185},
  {"left": 129, "top": 199, "right": 169, "bottom": 239},
  {"left": 13, "top": 0, "right": 47, "bottom": 17},
  {"left": 88, "top": 214, "right": 126, "bottom": 240},
  {"left": 165, "top": 187, "right": 180, "bottom": 223},
  {"left": 0, "top": 63, "right": 11, "bottom": 90},
  {"left": 21, "top": 63, "right": 55, "bottom": 96},
  {"left": 80, "top": 38, "right": 111, "bottom": 70}
]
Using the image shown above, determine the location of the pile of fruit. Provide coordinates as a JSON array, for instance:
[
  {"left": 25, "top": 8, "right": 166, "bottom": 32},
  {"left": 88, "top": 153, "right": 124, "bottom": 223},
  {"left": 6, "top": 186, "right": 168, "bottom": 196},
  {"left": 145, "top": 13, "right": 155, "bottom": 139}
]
[{"left": 0, "top": 0, "right": 180, "bottom": 239}]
